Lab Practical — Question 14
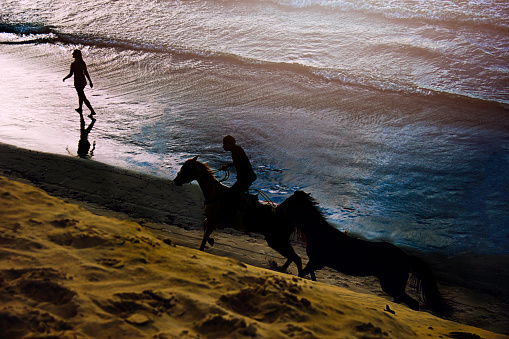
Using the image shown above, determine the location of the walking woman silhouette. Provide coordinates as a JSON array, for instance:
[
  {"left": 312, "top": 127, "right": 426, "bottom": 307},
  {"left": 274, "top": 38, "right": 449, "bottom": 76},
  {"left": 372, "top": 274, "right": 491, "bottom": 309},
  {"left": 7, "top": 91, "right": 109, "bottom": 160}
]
[{"left": 63, "top": 50, "right": 96, "bottom": 118}]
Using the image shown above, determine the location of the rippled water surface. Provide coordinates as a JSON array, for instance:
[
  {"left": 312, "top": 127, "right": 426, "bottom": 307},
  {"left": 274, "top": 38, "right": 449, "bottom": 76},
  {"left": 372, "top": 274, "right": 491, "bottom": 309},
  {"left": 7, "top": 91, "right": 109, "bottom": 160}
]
[{"left": 1, "top": 0, "right": 508, "bottom": 254}]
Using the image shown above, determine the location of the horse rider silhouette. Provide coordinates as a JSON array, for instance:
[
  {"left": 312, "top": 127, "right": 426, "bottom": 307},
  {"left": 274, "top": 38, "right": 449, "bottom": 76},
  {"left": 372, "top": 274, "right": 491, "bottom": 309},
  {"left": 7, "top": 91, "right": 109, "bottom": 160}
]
[{"left": 219, "top": 135, "right": 257, "bottom": 212}]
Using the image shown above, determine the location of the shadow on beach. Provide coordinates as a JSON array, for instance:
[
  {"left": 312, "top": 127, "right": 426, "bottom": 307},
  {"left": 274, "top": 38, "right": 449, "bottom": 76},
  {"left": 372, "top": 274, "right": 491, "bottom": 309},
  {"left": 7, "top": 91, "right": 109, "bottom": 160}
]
[{"left": 77, "top": 112, "right": 96, "bottom": 159}]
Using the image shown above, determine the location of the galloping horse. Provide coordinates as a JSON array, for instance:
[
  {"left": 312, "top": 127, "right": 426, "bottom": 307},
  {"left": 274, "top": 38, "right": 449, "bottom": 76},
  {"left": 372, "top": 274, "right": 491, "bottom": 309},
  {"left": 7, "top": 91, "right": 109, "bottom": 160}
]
[
  {"left": 277, "top": 191, "right": 452, "bottom": 315},
  {"left": 173, "top": 156, "right": 302, "bottom": 274}
]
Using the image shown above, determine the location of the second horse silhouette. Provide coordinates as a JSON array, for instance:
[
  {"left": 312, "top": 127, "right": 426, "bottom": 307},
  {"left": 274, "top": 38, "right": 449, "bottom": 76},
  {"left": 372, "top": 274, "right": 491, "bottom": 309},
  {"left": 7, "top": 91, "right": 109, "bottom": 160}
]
[{"left": 173, "top": 156, "right": 302, "bottom": 275}]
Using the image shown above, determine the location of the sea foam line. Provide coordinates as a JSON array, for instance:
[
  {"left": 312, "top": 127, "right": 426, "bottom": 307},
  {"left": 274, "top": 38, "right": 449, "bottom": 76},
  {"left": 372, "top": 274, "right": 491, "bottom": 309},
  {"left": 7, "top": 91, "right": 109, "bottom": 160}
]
[{"left": 1, "top": 21, "right": 506, "bottom": 105}]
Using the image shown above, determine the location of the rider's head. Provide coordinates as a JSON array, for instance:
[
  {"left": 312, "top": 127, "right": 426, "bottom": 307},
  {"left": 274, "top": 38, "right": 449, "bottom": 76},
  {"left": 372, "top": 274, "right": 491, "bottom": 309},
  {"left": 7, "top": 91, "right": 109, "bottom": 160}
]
[{"left": 223, "top": 135, "right": 236, "bottom": 151}]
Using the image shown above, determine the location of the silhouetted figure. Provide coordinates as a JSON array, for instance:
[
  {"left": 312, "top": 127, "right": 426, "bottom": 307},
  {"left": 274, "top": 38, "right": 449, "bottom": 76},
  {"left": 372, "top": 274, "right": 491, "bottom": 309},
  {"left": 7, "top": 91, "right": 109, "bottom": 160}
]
[
  {"left": 77, "top": 112, "right": 96, "bottom": 159},
  {"left": 173, "top": 156, "right": 303, "bottom": 273},
  {"left": 220, "top": 135, "right": 257, "bottom": 208},
  {"left": 278, "top": 191, "right": 453, "bottom": 316},
  {"left": 63, "top": 49, "right": 95, "bottom": 118}
]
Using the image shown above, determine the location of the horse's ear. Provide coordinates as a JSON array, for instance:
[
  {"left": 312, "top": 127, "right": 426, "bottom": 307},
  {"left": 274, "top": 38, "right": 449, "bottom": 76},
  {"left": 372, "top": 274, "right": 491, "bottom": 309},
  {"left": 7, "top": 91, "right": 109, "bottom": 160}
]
[{"left": 192, "top": 155, "right": 199, "bottom": 161}]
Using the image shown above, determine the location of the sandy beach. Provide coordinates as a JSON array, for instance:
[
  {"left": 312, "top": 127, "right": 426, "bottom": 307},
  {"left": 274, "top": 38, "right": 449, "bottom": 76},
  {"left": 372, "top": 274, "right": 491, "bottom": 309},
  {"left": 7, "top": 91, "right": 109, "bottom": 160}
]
[{"left": 1, "top": 142, "right": 508, "bottom": 338}]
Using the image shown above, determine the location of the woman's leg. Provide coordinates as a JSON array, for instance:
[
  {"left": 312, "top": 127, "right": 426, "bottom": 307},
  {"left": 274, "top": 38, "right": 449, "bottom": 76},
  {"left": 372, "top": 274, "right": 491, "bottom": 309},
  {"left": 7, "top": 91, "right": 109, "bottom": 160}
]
[
  {"left": 75, "top": 87, "right": 84, "bottom": 113},
  {"left": 76, "top": 87, "right": 95, "bottom": 115}
]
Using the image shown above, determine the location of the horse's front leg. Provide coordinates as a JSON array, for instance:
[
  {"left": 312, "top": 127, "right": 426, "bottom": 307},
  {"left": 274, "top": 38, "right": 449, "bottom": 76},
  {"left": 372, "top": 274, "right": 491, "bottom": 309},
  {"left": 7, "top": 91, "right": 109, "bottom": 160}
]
[
  {"left": 280, "top": 254, "right": 302, "bottom": 275},
  {"left": 299, "top": 260, "right": 320, "bottom": 281},
  {"left": 199, "top": 218, "right": 215, "bottom": 251}
]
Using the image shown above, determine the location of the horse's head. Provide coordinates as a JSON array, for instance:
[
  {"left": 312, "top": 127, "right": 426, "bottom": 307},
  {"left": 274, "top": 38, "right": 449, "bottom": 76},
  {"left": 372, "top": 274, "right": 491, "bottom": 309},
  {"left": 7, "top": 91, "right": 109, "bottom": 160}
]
[{"left": 173, "top": 156, "right": 202, "bottom": 186}]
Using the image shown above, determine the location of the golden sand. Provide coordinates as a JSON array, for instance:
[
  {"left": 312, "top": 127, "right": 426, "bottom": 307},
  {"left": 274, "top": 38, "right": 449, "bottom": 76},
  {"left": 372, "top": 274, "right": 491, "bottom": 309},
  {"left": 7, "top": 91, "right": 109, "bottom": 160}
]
[{"left": 1, "top": 176, "right": 506, "bottom": 338}]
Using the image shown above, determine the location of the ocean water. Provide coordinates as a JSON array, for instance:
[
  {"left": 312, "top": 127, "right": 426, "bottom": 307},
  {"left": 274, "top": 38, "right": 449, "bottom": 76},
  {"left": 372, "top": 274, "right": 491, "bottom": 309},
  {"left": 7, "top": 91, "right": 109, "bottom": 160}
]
[{"left": 1, "top": 0, "right": 508, "bottom": 255}]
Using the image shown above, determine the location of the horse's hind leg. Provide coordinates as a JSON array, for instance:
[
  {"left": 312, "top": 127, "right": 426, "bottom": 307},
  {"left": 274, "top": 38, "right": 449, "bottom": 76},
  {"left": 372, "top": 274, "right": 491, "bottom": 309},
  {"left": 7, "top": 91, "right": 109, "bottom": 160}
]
[
  {"left": 379, "top": 274, "right": 419, "bottom": 311},
  {"left": 400, "top": 293, "right": 419, "bottom": 311},
  {"left": 310, "top": 271, "right": 316, "bottom": 281},
  {"left": 199, "top": 219, "right": 215, "bottom": 251},
  {"left": 390, "top": 288, "right": 419, "bottom": 311},
  {"left": 266, "top": 237, "right": 302, "bottom": 274}
]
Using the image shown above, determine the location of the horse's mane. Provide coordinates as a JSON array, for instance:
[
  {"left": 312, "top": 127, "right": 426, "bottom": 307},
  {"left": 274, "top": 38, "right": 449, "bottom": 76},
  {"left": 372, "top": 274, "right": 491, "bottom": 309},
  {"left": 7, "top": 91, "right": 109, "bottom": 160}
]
[
  {"left": 190, "top": 158, "right": 229, "bottom": 188},
  {"left": 281, "top": 191, "right": 336, "bottom": 232},
  {"left": 195, "top": 160, "right": 214, "bottom": 175},
  {"left": 298, "top": 191, "right": 328, "bottom": 218},
  {"left": 298, "top": 191, "right": 320, "bottom": 208}
]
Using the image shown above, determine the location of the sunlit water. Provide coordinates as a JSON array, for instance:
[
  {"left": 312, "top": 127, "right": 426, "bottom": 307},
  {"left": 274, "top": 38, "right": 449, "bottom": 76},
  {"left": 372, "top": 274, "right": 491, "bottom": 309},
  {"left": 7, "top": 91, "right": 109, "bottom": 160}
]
[{"left": 1, "top": 0, "right": 508, "bottom": 254}]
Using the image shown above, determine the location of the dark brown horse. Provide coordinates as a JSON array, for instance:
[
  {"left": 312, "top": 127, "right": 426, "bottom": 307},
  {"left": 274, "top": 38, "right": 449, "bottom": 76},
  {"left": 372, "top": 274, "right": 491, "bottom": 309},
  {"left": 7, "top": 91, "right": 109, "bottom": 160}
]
[
  {"left": 173, "top": 156, "right": 302, "bottom": 274},
  {"left": 277, "top": 191, "right": 452, "bottom": 315}
]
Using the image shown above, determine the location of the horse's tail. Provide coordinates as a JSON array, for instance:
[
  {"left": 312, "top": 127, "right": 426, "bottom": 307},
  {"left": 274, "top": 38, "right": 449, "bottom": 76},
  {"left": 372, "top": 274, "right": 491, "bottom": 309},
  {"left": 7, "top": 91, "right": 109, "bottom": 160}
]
[{"left": 408, "top": 255, "right": 453, "bottom": 317}]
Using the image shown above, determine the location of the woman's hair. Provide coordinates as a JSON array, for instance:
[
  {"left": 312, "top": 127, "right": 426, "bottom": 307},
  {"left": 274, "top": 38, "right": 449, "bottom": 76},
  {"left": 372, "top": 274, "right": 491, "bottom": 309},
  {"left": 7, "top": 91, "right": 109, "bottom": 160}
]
[{"left": 72, "top": 49, "right": 83, "bottom": 59}]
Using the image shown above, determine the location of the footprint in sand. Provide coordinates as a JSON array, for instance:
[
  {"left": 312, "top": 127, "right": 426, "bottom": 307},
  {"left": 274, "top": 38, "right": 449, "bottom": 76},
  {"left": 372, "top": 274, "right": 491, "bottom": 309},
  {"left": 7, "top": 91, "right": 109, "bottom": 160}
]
[
  {"left": 193, "top": 314, "right": 254, "bottom": 338},
  {"left": 0, "top": 309, "right": 72, "bottom": 338},
  {"left": 0, "top": 231, "right": 44, "bottom": 250},
  {"left": 353, "top": 322, "right": 389, "bottom": 337},
  {"left": 94, "top": 290, "right": 176, "bottom": 322},
  {"left": 97, "top": 258, "right": 124, "bottom": 268},
  {"left": 48, "top": 231, "right": 109, "bottom": 249},
  {"left": 19, "top": 279, "right": 75, "bottom": 306},
  {"left": 50, "top": 218, "right": 78, "bottom": 228},
  {"left": 0, "top": 267, "right": 78, "bottom": 321},
  {"left": 219, "top": 276, "right": 313, "bottom": 324}
]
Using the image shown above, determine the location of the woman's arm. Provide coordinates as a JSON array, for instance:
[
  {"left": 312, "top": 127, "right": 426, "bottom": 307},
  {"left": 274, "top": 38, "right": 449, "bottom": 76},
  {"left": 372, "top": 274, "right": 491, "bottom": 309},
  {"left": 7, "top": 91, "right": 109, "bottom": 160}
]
[
  {"left": 83, "top": 64, "right": 93, "bottom": 88},
  {"left": 63, "top": 64, "right": 73, "bottom": 82}
]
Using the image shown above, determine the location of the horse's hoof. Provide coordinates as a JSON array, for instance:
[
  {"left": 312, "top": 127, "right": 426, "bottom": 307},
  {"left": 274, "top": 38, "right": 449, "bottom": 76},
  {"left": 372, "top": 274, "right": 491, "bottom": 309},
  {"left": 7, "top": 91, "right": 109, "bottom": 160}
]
[
  {"left": 208, "top": 238, "right": 215, "bottom": 247},
  {"left": 385, "top": 305, "right": 396, "bottom": 314}
]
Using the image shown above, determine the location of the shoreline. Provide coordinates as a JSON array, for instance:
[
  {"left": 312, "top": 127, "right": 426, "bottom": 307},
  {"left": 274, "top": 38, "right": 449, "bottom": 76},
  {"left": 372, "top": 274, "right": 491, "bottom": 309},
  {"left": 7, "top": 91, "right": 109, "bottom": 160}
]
[{"left": 1, "top": 142, "right": 508, "bottom": 335}]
